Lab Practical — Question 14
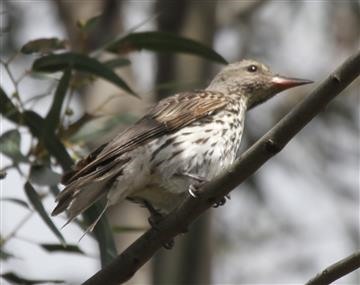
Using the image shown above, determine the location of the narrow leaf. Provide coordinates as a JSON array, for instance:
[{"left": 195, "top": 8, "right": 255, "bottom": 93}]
[
  {"left": 24, "top": 182, "right": 65, "bottom": 245},
  {"left": 49, "top": 185, "right": 60, "bottom": 196},
  {"left": 77, "top": 14, "right": 102, "bottom": 32},
  {"left": 107, "top": 31, "right": 228, "bottom": 64},
  {"left": 0, "top": 170, "right": 7, "bottom": 179},
  {"left": 23, "top": 111, "right": 73, "bottom": 171},
  {"left": 60, "top": 113, "right": 95, "bottom": 140},
  {"left": 29, "top": 164, "right": 61, "bottom": 186},
  {"left": 1, "top": 197, "right": 30, "bottom": 209},
  {"left": 0, "top": 87, "right": 22, "bottom": 124},
  {"left": 103, "top": 57, "right": 131, "bottom": 69},
  {"left": 84, "top": 203, "right": 117, "bottom": 267},
  {"left": 1, "top": 272, "right": 64, "bottom": 285},
  {"left": 0, "top": 129, "right": 28, "bottom": 163},
  {"left": 20, "top": 38, "right": 68, "bottom": 55},
  {"left": 45, "top": 68, "right": 71, "bottom": 130},
  {"left": 40, "top": 243, "right": 84, "bottom": 254},
  {"left": 69, "top": 113, "right": 136, "bottom": 144},
  {"left": 32, "top": 52, "right": 136, "bottom": 95},
  {"left": 0, "top": 249, "right": 15, "bottom": 261}
]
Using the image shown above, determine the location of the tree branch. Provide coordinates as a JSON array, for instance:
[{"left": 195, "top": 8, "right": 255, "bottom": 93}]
[
  {"left": 82, "top": 51, "right": 360, "bottom": 285},
  {"left": 305, "top": 251, "right": 360, "bottom": 285}
]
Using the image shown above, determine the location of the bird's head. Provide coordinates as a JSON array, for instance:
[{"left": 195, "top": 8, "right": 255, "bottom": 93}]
[{"left": 208, "top": 59, "right": 313, "bottom": 109}]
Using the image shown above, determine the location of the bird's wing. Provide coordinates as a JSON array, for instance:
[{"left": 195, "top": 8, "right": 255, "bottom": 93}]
[
  {"left": 52, "top": 90, "right": 227, "bottom": 218},
  {"left": 62, "top": 90, "right": 228, "bottom": 185}
]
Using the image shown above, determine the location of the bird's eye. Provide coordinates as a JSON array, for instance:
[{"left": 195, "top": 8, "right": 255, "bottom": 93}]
[{"left": 247, "top": 65, "right": 258, "bottom": 72}]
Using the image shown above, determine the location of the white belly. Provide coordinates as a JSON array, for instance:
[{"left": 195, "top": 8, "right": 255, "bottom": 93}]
[{"left": 108, "top": 107, "right": 246, "bottom": 214}]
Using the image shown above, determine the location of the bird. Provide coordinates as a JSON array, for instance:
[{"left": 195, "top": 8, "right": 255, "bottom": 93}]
[{"left": 52, "top": 59, "right": 312, "bottom": 234}]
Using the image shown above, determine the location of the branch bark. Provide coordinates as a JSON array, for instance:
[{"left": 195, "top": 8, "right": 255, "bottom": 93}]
[
  {"left": 82, "top": 51, "right": 360, "bottom": 285},
  {"left": 305, "top": 251, "right": 360, "bottom": 285}
]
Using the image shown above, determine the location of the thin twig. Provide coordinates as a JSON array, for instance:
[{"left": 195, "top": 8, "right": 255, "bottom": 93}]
[
  {"left": 23, "top": 81, "right": 57, "bottom": 106},
  {"left": 90, "top": 94, "right": 119, "bottom": 114},
  {"left": 305, "top": 251, "right": 360, "bottom": 285},
  {"left": 15, "top": 69, "right": 30, "bottom": 84},
  {"left": 2, "top": 212, "right": 34, "bottom": 245},
  {"left": 5, "top": 52, "right": 19, "bottom": 65},
  {"left": 1, "top": 53, "right": 25, "bottom": 111},
  {"left": 82, "top": 51, "right": 360, "bottom": 285},
  {"left": 60, "top": 87, "right": 74, "bottom": 127},
  {"left": 0, "top": 164, "right": 14, "bottom": 172},
  {"left": 13, "top": 234, "right": 99, "bottom": 260}
]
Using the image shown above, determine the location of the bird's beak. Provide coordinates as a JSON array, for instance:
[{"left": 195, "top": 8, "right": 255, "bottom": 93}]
[{"left": 271, "top": 75, "right": 313, "bottom": 90}]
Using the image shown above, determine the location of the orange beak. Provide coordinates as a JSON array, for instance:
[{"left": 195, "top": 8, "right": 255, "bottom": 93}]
[{"left": 271, "top": 75, "right": 313, "bottom": 90}]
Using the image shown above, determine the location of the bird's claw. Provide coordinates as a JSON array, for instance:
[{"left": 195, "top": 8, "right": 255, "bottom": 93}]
[
  {"left": 188, "top": 184, "right": 199, "bottom": 198},
  {"left": 162, "top": 239, "right": 175, "bottom": 250},
  {"left": 213, "top": 194, "right": 231, "bottom": 208},
  {"left": 148, "top": 214, "right": 162, "bottom": 229},
  {"left": 148, "top": 214, "right": 175, "bottom": 250}
]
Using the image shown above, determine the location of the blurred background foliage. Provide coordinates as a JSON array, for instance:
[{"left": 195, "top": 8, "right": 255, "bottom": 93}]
[{"left": 1, "top": 1, "right": 359, "bottom": 284}]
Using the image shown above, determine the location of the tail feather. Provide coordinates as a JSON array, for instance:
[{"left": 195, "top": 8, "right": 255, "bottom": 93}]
[
  {"left": 66, "top": 179, "right": 109, "bottom": 224},
  {"left": 78, "top": 202, "right": 110, "bottom": 241},
  {"left": 52, "top": 157, "right": 127, "bottom": 216},
  {"left": 52, "top": 154, "right": 130, "bottom": 236}
]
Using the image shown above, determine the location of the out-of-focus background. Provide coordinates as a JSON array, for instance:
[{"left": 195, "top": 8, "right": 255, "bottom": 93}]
[{"left": 1, "top": 0, "right": 359, "bottom": 284}]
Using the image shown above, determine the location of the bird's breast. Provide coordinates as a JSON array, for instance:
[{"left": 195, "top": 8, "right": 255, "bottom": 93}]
[{"left": 147, "top": 102, "right": 246, "bottom": 193}]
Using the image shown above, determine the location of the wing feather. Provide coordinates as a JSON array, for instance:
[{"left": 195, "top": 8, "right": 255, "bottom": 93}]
[
  {"left": 62, "top": 90, "right": 227, "bottom": 185},
  {"left": 52, "top": 90, "right": 228, "bottom": 218}
]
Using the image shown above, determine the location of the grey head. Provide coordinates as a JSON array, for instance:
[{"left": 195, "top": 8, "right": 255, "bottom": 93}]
[{"left": 207, "top": 59, "right": 313, "bottom": 109}]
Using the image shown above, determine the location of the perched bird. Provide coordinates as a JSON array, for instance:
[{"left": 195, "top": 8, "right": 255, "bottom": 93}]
[{"left": 52, "top": 59, "right": 312, "bottom": 232}]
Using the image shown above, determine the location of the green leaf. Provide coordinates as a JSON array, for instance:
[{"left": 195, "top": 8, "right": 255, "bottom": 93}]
[
  {"left": 107, "top": 31, "right": 228, "bottom": 64},
  {"left": 1, "top": 272, "right": 64, "bottom": 285},
  {"left": 0, "top": 249, "right": 15, "bottom": 261},
  {"left": 103, "top": 57, "right": 131, "bottom": 69},
  {"left": 23, "top": 111, "right": 73, "bottom": 171},
  {"left": 69, "top": 113, "right": 137, "bottom": 144},
  {"left": 32, "top": 52, "right": 136, "bottom": 95},
  {"left": 0, "top": 87, "right": 22, "bottom": 124},
  {"left": 29, "top": 164, "right": 61, "bottom": 186},
  {"left": 0, "top": 129, "right": 28, "bottom": 163},
  {"left": 40, "top": 243, "right": 84, "bottom": 254},
  {"left": 60, "top": 113, "right": 95, "bottom": 140},
  {"left": 84, "top": 202, "right": 117, "bottom": 267},
  {"left": 77, "top": 14, "right": 102, "bottom": 32},
  {"left": 1, "top": 91, "right": 72, "bottom": 171},
  {"left": 0, "top": 170, "right": 7, "bottom": 179},
  {"left": 20, "top": 38, "right": 68, "bottom": 55},
  {"left": 45, "top": 68, "right": 71, "bottom": 130},
  {"left": 24, "top": 182, "right": 65, "bottom": 245},
  {"left": 49, "top": 185, "right": 60, "bottom": 196},
  {"left": 1, "top": 197, "right": 30, "bottom": 209}
]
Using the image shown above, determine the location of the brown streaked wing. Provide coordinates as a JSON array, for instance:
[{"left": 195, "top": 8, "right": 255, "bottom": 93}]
[{"left": 62, "top": 90, "right": 227, "bottom": 184}]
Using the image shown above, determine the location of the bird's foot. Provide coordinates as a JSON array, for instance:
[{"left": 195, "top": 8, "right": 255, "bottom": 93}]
[
  {"left": 162, "top": 239, "right": 175, "bottom": 250},
  {"left": 188, "top": 184, "right": 201, "bottom": 198},
  {"left": 147, "top": 212, "right": 164, "bottom": 229},
  {"left": 213, "top": 194, "right": 231, "bottom": 208},
  {"left": 188, "top": 181, "right": 209, "bottom": 198},
  {"left": 148, "top": 213, "right": 175, "bottom": 250},
  {"left": 181, "top": 172, "right": 208, "bottom": 198}
]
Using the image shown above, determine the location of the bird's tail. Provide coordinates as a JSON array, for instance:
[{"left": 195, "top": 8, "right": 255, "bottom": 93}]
[
  {"left": 52, "top": 176, "right": 113, "bottom": 228},
  {"left": 52, "top": 163, "right": 126, "bottom": 232}
]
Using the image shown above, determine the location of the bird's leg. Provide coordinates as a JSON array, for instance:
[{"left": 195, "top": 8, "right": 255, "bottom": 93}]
[
  {"left": 179, "top": 172, "right": 231, "bottom": 207},
  {"left": 178, "top": 172, "right": 208, "bottom": 198},
  {"left": 142, "top": 199, "right": 164, "bottom": 228},
  {"left": 142, "top": 199, "right": 175, "bottom": 250}
]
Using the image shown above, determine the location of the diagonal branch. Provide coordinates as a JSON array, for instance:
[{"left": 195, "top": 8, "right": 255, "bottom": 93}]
[
  {"left": 305, "top": 251, "right": 360, "bottom": 285},
  {"left": 82, "top": 51, "right": 360, "bottom": 285}
]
